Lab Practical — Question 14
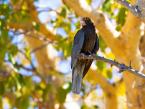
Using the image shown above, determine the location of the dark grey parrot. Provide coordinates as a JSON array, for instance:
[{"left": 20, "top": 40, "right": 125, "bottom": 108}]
[{"left": 71, "top": 17, "right": 99, "bottom": 94}]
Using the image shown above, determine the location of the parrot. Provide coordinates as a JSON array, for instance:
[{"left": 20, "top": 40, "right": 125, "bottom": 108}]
[{"left": 71, "top": 17, "right": 99, "bottom": 94}]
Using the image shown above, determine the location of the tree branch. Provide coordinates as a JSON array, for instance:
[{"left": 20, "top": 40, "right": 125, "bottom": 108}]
[
  {"left": 116, "top": 0, "right": 145, "bottom": 19},
  {"left": 117, "top": 0, "right": 142, "bottom": 17},
  {"left": 79, "top": 54, "right": 145, "bottom": 79},
  {"left": 30, "top": 42, "right": 51, "bottom": 53}
]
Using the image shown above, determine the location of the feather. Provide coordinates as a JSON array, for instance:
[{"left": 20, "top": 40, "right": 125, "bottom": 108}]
[
  {"left": 71, "top": 29, "right": 84, "bottom": 69},
  {"left": 71, "top": 17, "right": 99, "bottom": 94},
  {"left": 72, "top": 62, "right": 85, "bottom": 94}
]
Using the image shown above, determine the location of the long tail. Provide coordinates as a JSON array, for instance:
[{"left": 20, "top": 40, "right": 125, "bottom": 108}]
[{"left": 72, "top": 64, "right": 85, "bottom": 94}]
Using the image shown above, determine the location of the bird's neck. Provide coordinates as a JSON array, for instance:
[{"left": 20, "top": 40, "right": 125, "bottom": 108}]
[{"left": 82, "top": 23, "right": 95, "bottom": 31}]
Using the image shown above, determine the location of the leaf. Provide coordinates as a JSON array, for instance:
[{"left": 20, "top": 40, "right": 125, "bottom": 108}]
[
  {"left": 11, "top": 0, "right": 18, "bottom": 4},
  {"left": 93, "top": 105, "right": 99, "bottom": 109},
  {"left": 86, "top": 0, "right": 92, "bottom": 5},
  {"left": 0, "top": 4, "right": 11, "bottom": 18},
  {"left": 0, "top": 82, "right": 5, "bottom": 95},
  {"left": 102, "top": 0, "right": 112, "bottom": 13},
  {"left": 106, "top": 69, "right": 112, "bottom": 79},
  {"left": 42, "top": 83, "right": 52, "bottom": 101},
  {"left": 0, "top": 48, "right": 6, "bottom": 62},
  {"left": 56, "top": 83, "right": 71, "bottom": 103},
  {"left": 8, "top": 53, "right": 15, "bottom": 65},
  {"left": 60, "top": 7, "right": 67, "bottom": 17},
  {"left": 116, "top": 7, "right": 127, "bottom": 31},
  {"left": 54, "top": 37, "right": 71, "bottom": 58},
  {"left": 33, "top": 22, "right": 40, "bottom": 31},
  {"left": 15, "top": 74, "right": 23, "bottom": 91},
  {"left": 96, "top": 61, "right": 106, "bottom": 70},
  {"left": 24, "top": 47, "right": 31, "bottom": 60},
  {"left": 81, "top": 104, "right": 89, "bottom": 109},
  {"left": 16, "top": 96, "right": 30, "bottom": 109},
  {"left": 8, "top": 44, "right": 18, "bottom": 56},
  {"left": 99, "top": 36, "right": 107, "bottom": 52},
  {"left": 0, "top": 29, "right": 12, "bottom": 61},
  {"left": 56, "top": 87, "right": 67, "bottom": 103}
]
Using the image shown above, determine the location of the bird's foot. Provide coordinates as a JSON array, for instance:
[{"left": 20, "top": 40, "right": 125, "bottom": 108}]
[
  {"left": 84, "top": 51, "right": 92, "bottom": 56},
  {"left": 79, "top": 53, "right": 86, "bottom": 59},
  {"left": 91, "top": 53, "right": 96, "bottom": 57}
]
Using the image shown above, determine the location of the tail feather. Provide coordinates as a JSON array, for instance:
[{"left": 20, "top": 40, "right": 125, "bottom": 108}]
[{"left": 72, "top": 64, "right": 85, "bottom": 94}]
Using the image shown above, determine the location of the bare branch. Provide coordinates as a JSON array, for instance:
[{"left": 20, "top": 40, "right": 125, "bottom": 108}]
[
  {"left": 116, "top": 0, "right": 143, "bottom": 18},
  {"left": 30, "top": 41, "right": 53, "bottom": 53},
  {"left": 36, "top": 7, "right": 60, "bottom": 14},
  {"left": 79, "top": 54, "right": 145, "bottom": 79}
]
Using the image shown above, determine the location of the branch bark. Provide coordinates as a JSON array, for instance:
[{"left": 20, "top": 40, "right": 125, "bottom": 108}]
[
  {"left": 117, "top": 0, "right": 142, "bottom": 18},
  {"left": 79, "top": 54, "right": 145, "bottom": 78},
  {"left": 139, "top": 29, "right": 145, "bottom": 57},
  {"left": 116, "top": 0, "right": 145, "bottom": 21}
]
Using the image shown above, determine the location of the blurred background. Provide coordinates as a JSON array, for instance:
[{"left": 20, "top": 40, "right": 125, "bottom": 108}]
[{"left": 0, "top": 0, "right": 145, "bottom": 109}]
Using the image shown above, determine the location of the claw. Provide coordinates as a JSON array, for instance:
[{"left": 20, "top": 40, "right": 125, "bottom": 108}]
[
  {"left": 92, "top": 53, "right": 96, "bottom": 57},
  {"left": 80, "top": 53, "right": 85, "bottom": 59}
]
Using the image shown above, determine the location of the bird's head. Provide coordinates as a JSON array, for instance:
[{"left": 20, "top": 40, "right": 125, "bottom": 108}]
[{"left": 80, "top": 17, "right": 93, "bottom": 27}]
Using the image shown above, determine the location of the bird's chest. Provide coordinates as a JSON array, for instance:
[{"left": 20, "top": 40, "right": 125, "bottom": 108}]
[{"left": 82, "top": 30, "right": 96, "bottom": 52}]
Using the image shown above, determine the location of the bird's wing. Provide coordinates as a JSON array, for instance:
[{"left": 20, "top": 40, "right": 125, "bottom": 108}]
[
  {"left": 92, "top": 34, "right": 99, "bottom": 53},
  {"left": 83, "top": 59, "right": 93, "bottom": 78},
  {"left": 83, "top": 34, "right": 99, "bottom": 78},
  {"left": 71, "top": 29, "right": 84, "bottom": 68}
]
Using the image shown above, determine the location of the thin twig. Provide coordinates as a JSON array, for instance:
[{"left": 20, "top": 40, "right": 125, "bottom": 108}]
[
  {"left": 18, "top": 50, "right": 41, "bottom": 75},
  {"left": 79, "top": 54, "right": 145, "bottom": 79},
  {"left": 30, "top": 41, "right": 54, "bottom": 53},
  {"left": 36, "top": 7, "right": 60, "bottom": 14}
]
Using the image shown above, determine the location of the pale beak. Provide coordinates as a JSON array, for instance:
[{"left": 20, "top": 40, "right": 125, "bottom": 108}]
[{"left": 80, "top": 20, "right": 86, "bottom": 27}]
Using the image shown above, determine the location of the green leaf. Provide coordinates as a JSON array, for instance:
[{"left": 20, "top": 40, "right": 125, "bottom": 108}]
[
  {"left": 16, "top": 96, "right": 30, "bottom": 109},
  {"left": 0, "top": 4, "right": 11, "bottom": 18},
  {"left": 56, "top": 87, "right": 67, "bottom": 103},
  {"left": 106, "top": 69, "right": 112, "bottom": 79},
  {"left": 56, "top": 83, "right": 71, "bottom": 103},
  {"left": 42, "top": 83, "right": 52, "bottom": 101},
  {"left": 86, "top": 0, "right": 92, "bottom": 5},
  {"left": 0, "top": 82, "right": 5, "bottom": 95},
  {"left": 116, "top": 25, "right": 122, "bottom": 31},
  {"left": 54, "top": 37, "right": 71, "bottom": 58},
  {"left": 33, "top": 22, "right": 40, "bottom": 31},
  {"left": 96, "top": 61, "right": 106, "bottom": 70},
  {"left": 81, "top": 104, "right": 88, "bottom": 109},
  {"left": 0, "top": 29, "right": 9, "bottom": 61},
  {"left": 11, "top": 0, "right": 18, "bottom": 4},
  {"left": 0, "top": 96, "right": 2, "bottom": 108},
  {"left": 116, "top": 7, "right": 127, "bottom": 31},
  {"left": 8, "top": 53, "right": 15, "bottom": 65},
  {"left": 102, "top": 0, "right": 112, "bottom": 13},
  {"left": 8, "top": 44, "right": 18, "bottom": 56},
  {"left": 60, "top": 7, "right": 67, "bottom": 17},
  {"left": 1, "top": 29, "right": 9, "bottom": 42},
  {"left": 99, "top": 37, "right": 107, "bottom": 52},
  {"left": 25, "top": 47, "right": 31, "bottom": 60},
  {"left": 0, "top": 48, "right": 6, "bottom": 62}
]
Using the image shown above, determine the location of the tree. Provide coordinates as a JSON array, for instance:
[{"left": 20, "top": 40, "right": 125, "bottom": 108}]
[{"left": 0, "top": 0, "right": 145, "bottom": 109}]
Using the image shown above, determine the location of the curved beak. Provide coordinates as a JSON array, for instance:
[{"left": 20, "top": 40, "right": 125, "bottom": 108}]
[{"left": 80, "top": 18, "right": 86, "bottom": 27}]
